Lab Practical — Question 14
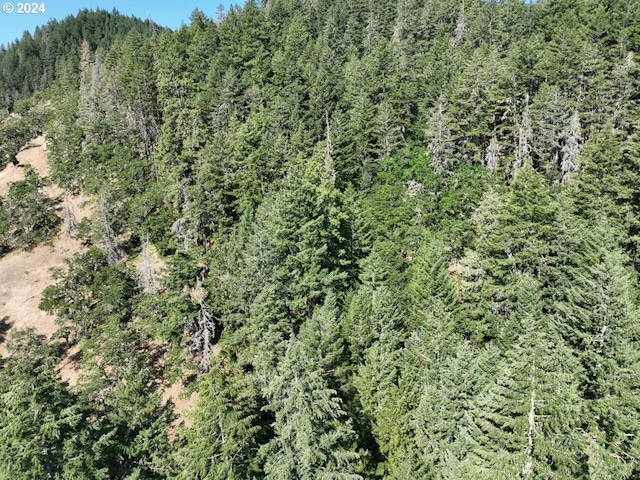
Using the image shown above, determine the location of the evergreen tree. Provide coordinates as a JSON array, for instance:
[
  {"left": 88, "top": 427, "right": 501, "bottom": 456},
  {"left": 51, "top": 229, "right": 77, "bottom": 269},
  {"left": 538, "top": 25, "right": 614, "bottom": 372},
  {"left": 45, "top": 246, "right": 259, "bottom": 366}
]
[
  {"left": 298, "top": 290, "right": 347, "bottom": 389},
  {"left": 174, "top": 361, "right": 264, "bottom": 479},
  {"left": 40, "top": 248, "right": 137, "bottom": 339},
  {"left": 350, "top": 286, "right": 407, "bottom": 477},
  {"left": 460, "top": 164, "right": 557, "bottom": 342},
  {"left": 569, "top": 121, "right": 640, "bottom": 268},
  {"left": 260, "top": 337, "right": 362, "bottom": 479},
  {"left": 75, "top": 319, "right": 172, "bottom": 478},
  {"left": 0, "top": 330, "right": 85, "bottom": 479},
  {"left": 5, "top": 165, "right": 59, "bottom": 249},
  {"left": 460, "top": 278, "right": 587, "bottom": 478},
  {"left": 555, "top": 225, "right": 640, "bottom": 477},
  {"left": 2, "top": 1, "right": 639, "bottom": 476},
  {"left": 406, "top": 233, "right": 458, "bottom": 329},
  {"left": 411, "top": 340, "right": 489, "bottom": 479}
]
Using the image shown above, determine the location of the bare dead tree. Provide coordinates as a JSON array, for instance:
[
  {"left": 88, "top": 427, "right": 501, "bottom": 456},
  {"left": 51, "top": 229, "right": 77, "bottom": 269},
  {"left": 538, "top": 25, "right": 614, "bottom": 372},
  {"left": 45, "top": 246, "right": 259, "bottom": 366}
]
[
  {"left": 170, "top": 217, "right": 190, "bottom": 251},
  {"left": 98, "top": 193, "right": 122, "bottom": 265},
  {"left": 484, "top": 137, "right": 501, "bottom": 171},
  {"left": 124, "top": 95, "right": 159, "bottom": 159},
  {"left": 187, "top": 281, "right": 218, "bottom": 371},
  {"left": 392, "top": 0, "right": 412, "bottom": 44},
  {"left": 406, "top": 179, "right": 424, "bottom": 197},
  {"left": 379, "top": 100, "right": 404, "bottom": 160},
  {"left": 323, "top": 112, "right": 336, "bottom": 187},
  {"left": 138, "top": 235, "right": 157, "bottom": 294},
  {"left": 451, "top": 1, "right": 466, "bottom": 47},
  {"left": 79, "top": 40, "right": 91, "bottom": 71},
  {"left": 512, "top": 96, "right": 532, "bottom": 180},
  {"left": 364, "top": 11, "right": 380, "bottom": 51},
  {"left": 427, "top": 95, "right": 454, "bottom": 176},
  {"left": 560, "top": 112, "right": 582, "bottom": 185},
  {"left": 61, "top": 192, "right": 77, "bottom": 239},
  {"left": 611, "top": 52, "right": 635, "bottom": 126}
]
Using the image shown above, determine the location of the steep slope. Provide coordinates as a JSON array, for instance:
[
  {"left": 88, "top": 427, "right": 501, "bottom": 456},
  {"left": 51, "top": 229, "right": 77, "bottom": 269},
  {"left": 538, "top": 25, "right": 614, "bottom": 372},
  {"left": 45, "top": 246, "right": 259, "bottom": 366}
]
[
  {"left": 0, "top": 8, "right": 162, "bottom": 111},
  {"left": 0, "top": 136, "right": 91, "bottom": 356}
]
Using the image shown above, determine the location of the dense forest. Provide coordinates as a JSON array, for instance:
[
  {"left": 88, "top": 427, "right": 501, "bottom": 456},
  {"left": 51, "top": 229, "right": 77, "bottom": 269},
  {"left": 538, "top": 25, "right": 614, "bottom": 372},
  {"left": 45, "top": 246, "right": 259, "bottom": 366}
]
[
  {"left": 0, "top": 0, "right": 640, "bottom": 477},
  {"left": 0, "top": 8, "right": 161, "bottom": 112}
]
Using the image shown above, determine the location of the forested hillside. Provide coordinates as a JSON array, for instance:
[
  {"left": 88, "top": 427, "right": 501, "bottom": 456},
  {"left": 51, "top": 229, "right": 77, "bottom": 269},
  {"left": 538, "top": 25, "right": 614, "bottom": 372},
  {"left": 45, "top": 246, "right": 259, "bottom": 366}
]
[
  {"left": 1, "top": 0, "right": 640, "bottom": 477},
  {"left": 0, "top": 8, "right": 161, "bottom": 112}
]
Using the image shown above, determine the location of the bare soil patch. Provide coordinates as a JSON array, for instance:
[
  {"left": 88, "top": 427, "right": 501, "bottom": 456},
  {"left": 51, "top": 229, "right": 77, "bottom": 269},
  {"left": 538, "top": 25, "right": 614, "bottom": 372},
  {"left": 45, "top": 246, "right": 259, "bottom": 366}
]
[
  {"left": 162, "top": 380, "right": 198, "bottom": 430},
  {"left": 0, "top": 242, "right": 79, "bottom": 355},
  {"left": 0, "top": 136, "right": 48, "bottom": 196},
  {"left": 0, "top": 136, "right": 90, "bottom": 357},
  {"left": 0, "top": 136, "right": 191, "bottom": 423}
]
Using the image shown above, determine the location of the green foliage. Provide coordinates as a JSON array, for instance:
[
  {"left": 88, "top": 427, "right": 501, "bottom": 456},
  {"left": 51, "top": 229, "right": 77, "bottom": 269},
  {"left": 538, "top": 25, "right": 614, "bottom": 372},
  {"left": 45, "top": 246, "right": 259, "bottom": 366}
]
[
  {"left": 0, "top": 9, "right": 162, "bottom": 111},
  {"left": 460, "top": 278, "right": 587, "bottom": 478},
  {"left": 0, "top": 114, "right": 39, "bottom": 169},
  {"left": 554, "top": 223, "right": 640, "bottom": 476},
  {"left": 2, "top": 165, "right": 59, "bottom": 252},
  {"left": 298, "top": 290, "right": 347, "bottom": 388},
  {"left": 0, "top": 330, "right": 82, "bottom": 479},
  {"left": 260, "top": 336, "right": 362, "bottom": 479},
  {"left": 459, "top": 165, "right": 557, "bottom": 342},
  {"left": 76, "top": 324, "right": 173, "bottom": 480},
  {"left": 40, "top": 248, "right": 137, "bottom": 338},
  {"left": 570, "top": 123, "right": 640, "bottom": 267},
  {"left": 174, "top": 361, "right": 265, "bottom": 479},
  {"left": 406, "top": 233, "right": 459, "bottom": 329},
  {"left": 411, "top": 341, "right": 488, "bottom": 478},
  {"left": 6, "top": 0, "right": 640, "bottom": 477}
]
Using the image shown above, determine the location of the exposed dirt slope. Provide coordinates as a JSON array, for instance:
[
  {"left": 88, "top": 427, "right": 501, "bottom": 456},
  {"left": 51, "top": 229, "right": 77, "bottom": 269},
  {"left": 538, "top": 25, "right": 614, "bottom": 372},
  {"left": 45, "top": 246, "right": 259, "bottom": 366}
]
[
  {"left": 0, "top": 136, "right": 195, "bottom": 418},
  {"left": 0, "top": 137, "right": 90, "bottom": 362}
]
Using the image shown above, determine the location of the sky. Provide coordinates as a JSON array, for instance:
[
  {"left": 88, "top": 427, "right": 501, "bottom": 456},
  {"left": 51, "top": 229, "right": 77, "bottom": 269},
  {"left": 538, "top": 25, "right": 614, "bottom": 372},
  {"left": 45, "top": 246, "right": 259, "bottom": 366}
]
[{"left": 0, "top": 0, "right": 237, "bottom": 47}]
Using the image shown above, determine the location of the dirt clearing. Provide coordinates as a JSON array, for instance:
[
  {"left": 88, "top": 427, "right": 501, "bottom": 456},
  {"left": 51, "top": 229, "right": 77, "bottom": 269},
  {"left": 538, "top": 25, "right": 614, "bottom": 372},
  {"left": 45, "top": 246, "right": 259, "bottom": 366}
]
[
  {"left": 0, "top": 136, "right": 192, "bottom": 422},
  {"left": 0, "top": 136, "right": 90, "bottom": 356}
]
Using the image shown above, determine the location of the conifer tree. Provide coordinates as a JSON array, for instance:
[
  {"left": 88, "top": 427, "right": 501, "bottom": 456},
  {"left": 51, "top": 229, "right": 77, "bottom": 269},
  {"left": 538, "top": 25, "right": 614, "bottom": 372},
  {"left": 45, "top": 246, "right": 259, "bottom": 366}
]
[
  {"left": 406, "top": 233, "right": 458, "bottom": 329},
  {"left": 569, "top": 120, "right": 640, "bottom": 267},
  {"left": 75, "top": 322, "right": 173, "bottom": 479},
  {"left": 530, "top": 83, "right": 569, "bottom": 177},
  {"left": 174, "top": 361, "right": 264, "bottom": 479},
  {"left": 238, "top": 156, "right": 349, "bottom": 341},
  {"left": 460, "top": 277, "right": 587, "bottom": 478},
  {"left": 298, "top": 290, "right": 346, "bottom": 389},
  {"left": 555, "top": 226, "right": 640, "bottom": 476},
  {"left": 4, "top": 1, "right": 640, "bottom": 477},
  {"left": 260, "top": 337, "right": 362, "bottom": 480},
  {"left": 560, "top": 111, "right": 582, "bottom": 185},
  {"left": 411, "top": 340, "right": 489, "bottom": 479},
  {"left": 0, "top": 330, "right": 84, "bottom": 479},
  {"left": 40, "top": 248, "right": 137, "bottom": 339},
  {"left": 350, "top": 287, "right": 408, "bottom": 477},
  {"left": 460, "top": 164, "right": 557, "bottom": 341}
]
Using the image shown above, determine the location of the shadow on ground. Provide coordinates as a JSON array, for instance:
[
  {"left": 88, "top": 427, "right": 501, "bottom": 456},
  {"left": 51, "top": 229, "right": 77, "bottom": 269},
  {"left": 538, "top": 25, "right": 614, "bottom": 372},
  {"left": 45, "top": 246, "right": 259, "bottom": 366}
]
[{"left": 0, "top": 316, "right": 15, "bottom": 344}]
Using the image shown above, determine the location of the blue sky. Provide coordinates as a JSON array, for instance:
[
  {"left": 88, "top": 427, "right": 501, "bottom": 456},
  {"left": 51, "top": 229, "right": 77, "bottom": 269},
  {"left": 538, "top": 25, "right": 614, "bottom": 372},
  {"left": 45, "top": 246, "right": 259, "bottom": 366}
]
[{"left": 0, "top": 0, "right": 237, "bottom": 47}]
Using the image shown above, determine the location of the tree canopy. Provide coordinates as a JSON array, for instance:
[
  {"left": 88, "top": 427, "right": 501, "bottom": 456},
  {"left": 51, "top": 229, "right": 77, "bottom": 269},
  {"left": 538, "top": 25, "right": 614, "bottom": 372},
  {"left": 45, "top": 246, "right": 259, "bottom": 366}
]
[{"left": 1, "top": 0, "right": 640, "bottom": 477}]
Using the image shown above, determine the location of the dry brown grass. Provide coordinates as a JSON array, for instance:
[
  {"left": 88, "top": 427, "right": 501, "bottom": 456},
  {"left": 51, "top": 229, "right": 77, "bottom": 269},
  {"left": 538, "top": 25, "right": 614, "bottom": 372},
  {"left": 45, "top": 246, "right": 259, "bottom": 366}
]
[
  {"left": 0, "top": 136, "right": 193, "bottom": 423},
  {"left": 0, "top": 137, "right": 90, "bottom": 358}
]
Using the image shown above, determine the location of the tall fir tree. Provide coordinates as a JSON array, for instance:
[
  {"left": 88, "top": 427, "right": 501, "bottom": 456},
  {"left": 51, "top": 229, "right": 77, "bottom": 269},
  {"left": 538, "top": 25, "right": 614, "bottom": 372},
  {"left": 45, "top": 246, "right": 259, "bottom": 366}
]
[
  {"left": 460, "top": 277, "right": 587, "bottom": 478},
  {"left": 260, "top": 336, "right": 362, "bottom": 479}
]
